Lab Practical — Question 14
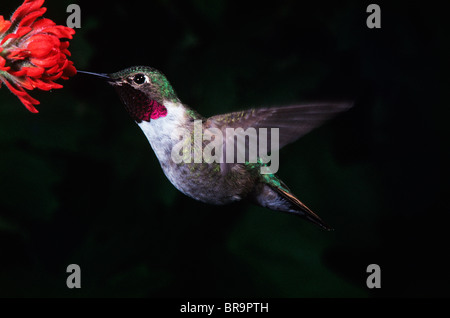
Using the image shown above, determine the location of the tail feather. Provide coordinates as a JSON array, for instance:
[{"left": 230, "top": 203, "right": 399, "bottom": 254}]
[
  {"left": 273, "top": 186, "right": 333, "bottom": 231},
  {"left": 252, "top": 180, "right": 332, "bottom": 230}
]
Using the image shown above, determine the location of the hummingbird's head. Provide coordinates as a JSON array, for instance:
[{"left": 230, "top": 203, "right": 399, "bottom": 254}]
[{"left": 107, "top": 66, "right": 179, "bottom": 123}]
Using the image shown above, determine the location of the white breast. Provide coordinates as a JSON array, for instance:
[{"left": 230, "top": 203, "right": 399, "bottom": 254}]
[{"left": 137, "top": 100, "right": 186, "bottom": 164}]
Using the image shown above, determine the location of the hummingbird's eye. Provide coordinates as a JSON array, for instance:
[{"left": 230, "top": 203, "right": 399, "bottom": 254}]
[{"left": 133, "top": 73, "right": 146, "bottom": 85}]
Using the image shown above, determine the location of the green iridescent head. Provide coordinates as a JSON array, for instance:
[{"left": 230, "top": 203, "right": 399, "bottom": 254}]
[{"left": 109, "top": 66, "right": 179, "bottom": 105}]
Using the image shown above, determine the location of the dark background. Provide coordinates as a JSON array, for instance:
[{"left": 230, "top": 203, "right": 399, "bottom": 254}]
[{"left": 0, "top": 0, "right": 449, "bottom": 297}]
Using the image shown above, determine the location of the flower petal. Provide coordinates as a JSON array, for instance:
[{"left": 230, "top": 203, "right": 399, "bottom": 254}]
[
  {"left": 18, "top": 7, "right": 46, "bottom": 28},
  {"left": 29, "top": 77, "right": 62, "bottom": 90},
  {"left": 0, "top": 56, "right": 10, "bottom": 71},
  {"left": 1, "top": 26, "right": 31, "bottom": 45},
  {"left": 0, "top": 15, "right": 11, "bottom": 33},
  {"left": 10, "top": 0, "right": 45, "bottom": 25},
  {"left": 9, "top": 65, "right": 44, "bottom": 78},
  {"left": 62, "top": 64, "right": 77, "bottom": 79},
  {"left": 1, "top": 76, "right": 40, "bottom": 113},
  {"left": 26, "top": 33, "right": 59, "bottom": 58}
]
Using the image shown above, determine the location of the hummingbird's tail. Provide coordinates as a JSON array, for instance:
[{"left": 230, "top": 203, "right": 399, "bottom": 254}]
[
  {"left": 252, "top": 178, "right": 332, "bottom": 230},
  {"left": 273, "top": 186, "right": 332, "bottom": 230}
]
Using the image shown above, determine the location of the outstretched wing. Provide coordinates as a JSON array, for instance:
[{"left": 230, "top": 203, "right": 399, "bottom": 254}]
[{"left": 205, "top": 102, "right": 352, "bottom": 174}]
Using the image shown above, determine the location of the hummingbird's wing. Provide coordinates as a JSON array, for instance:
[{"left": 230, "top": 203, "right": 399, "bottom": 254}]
[{"left": 206, "top": 102, "right": 352, "bottom": 174}]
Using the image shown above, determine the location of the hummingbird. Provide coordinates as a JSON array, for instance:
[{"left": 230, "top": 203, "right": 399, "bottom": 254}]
[{"left": 78, "top": 66, "right": 351, "bottom": 230}]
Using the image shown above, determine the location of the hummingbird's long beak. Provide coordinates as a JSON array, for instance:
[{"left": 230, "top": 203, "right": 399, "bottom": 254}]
[{"left": 77, "top": 70, "right": 112, "bottom": 81}]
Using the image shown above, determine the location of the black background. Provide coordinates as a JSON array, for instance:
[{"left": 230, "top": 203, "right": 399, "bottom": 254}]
[{"left": 0, "top": 0, "right": 449, "bottom": 297}]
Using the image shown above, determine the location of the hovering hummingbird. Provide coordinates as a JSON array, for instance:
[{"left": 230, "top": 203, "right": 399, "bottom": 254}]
[{"left": 78, "top": 66, "right": 351, "bottom": 230}]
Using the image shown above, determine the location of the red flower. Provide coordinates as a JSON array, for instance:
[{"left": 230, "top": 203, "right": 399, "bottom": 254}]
[{"left": 0, "top": 0, "right": 76, "bottom": 113}]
